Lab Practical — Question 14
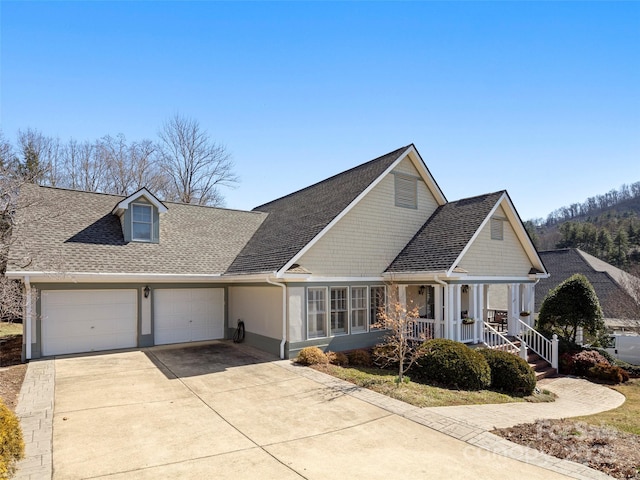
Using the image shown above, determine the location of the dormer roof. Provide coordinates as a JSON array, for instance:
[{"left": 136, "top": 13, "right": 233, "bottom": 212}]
[{"left": 111, "top": 188, "right": 168, "bottom": 216}]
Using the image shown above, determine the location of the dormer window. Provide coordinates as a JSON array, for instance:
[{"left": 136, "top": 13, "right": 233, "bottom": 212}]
[
  {"left": 132, "top": 204, "right": 153, "bottom": 241},
  {"left": 112, "top": 188, "right": 168, "bottom": 244}
]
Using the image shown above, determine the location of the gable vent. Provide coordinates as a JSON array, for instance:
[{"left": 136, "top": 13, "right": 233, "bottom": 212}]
[
  {"left": 395, "top": 174, "right": 417, "bottom": 209},
  {"left": 491, "top": 217, "right": 504, "bottom": 240}
]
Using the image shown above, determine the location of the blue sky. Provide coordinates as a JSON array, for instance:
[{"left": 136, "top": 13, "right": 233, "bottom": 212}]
[{"left": 1, "top": 1, "right": 639, "bottom": 220}]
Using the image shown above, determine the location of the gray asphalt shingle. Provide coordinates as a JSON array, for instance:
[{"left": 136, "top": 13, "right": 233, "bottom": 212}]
[
  {"left": 7, "top": 184, "right": 266, "bottom": 275},
  {"left": 225, "top": 145, "right": 412, "bottom": 274},
  {"left": 386, "top": 191, "right": 505, "bottom": 273}
]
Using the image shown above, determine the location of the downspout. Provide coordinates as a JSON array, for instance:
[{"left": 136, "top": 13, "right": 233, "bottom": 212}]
[
  {"left": 24, "top": 276, "right": 32, "bottom": 360},
  {"left": 266, "top": 275, "right": 287, "bottom": 360}
]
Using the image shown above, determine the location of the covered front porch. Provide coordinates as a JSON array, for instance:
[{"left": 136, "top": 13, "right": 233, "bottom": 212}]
[
  {"left": 397, "top": 281, "right": 559, "bottom": 371},
  {"left": 400, "top": 282, "right": 537, "bottom": 344}
]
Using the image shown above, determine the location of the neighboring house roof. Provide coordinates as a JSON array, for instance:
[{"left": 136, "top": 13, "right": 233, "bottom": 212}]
[
  {"left": 6, "top": 184, "right": 266, "bottom": 276},
  {"left": 226, "top": 145, "right": 442, "bottom": 274},
  {"left": 386, "top": 191, "right": 506, "bottom": 273},
  {"left": 535, "top": 248, "right": 638, "bottom": 319}
]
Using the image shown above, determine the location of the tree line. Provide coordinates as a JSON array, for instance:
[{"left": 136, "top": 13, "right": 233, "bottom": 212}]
[
  {"left": 529, "top": 181, "right": 640, "bottom": 227},
  {"left": 0, "top": 114, "right": 238, "bottom": 206}
]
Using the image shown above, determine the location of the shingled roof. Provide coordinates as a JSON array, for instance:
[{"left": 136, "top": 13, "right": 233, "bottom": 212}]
[
  {"left": 386, "top": 191, "right": 505, "bottom": 273},
  {"left": 536, "top": 248, "right": 636, "bottom": 319},
  {"left": 225, "top": 145, "right": 413, "bottom": 274},
  {"left": 6, "top": 184, "right": 266, "bottom": 275}
]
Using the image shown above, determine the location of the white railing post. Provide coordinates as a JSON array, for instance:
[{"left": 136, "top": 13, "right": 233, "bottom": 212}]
[
  {"left": 520, "top": 340, "right": 528, "bottom": 361},
  {"left": 552, "top": 334, "right": 559, "bottom": 370}
]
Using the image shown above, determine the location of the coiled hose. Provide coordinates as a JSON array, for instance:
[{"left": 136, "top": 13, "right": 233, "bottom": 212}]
[{"left": 233, "top": 320, "right": 245, "bottom": 343}]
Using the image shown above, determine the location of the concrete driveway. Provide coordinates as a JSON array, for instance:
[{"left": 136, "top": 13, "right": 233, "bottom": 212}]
[{"left": 49, "top": 342, "right": 576, "bottom": 479}]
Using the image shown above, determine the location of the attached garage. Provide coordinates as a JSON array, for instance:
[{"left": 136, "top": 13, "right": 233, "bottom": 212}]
[
  {"left": 41, "top": 289, "right": 138, "bottom": 356},
  {"left": 154, "top": 288, "right": 225, "bottom": 345}
]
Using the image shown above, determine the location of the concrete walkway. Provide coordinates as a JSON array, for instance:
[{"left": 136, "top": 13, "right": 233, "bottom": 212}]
[
  {"left": 422, "top": 376, "right": 625, "bottom": 431},
  {"left": 13, "top": 343, "right": 623, "bottom": 480}
]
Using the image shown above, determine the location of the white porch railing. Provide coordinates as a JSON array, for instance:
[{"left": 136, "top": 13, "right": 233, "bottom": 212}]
[
  {"left": 408, "top": 318, "right": 444, "bottom": 341},
  {"left": 516, "top": 319, "right": 559, "bottom": 370},
  {"left": 483, "top": 322, "right": 520, "bottom": 356},
  {"left": 460, "top": 321, "right": 475, "bottom": 343}
]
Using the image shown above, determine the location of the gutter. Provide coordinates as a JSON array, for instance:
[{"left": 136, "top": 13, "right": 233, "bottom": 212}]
[{"left": 266, "top": 275, "right": 287, "bottom": 360}]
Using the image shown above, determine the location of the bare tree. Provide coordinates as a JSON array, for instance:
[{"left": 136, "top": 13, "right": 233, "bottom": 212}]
[
  {"left": 16, "top": 128, "right": 64, "bottom": 186},
  {"left": 373, "top": 285, "right": 429, "bottom": 382},
  {"left": 156, "top": 114, "right": 238, "bottom": 205}
]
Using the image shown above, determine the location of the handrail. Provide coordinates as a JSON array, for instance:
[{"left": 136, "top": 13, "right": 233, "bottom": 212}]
[
  {"left": 483, "top": 321, "right": 519, "bottom": 355},
  {"left": 516, "top": 319, "right": 559, "bottom": 370}
]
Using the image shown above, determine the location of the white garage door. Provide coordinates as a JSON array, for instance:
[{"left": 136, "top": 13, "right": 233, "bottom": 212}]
[
  {"left": 154, "top": 288, "right": 224, "bottom": 345},
  {"left": 41, "top": 289, "right": 137, "bottom": 356}
]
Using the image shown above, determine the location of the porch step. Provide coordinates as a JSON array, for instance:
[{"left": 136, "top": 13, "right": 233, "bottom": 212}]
[{"left": 527, "top": 351, "right": 557, "bottom": 380}]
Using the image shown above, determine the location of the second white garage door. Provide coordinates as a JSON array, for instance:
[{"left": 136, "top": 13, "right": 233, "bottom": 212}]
[{"left": 154, "top": 288, "right": 225, "bottom": 345}]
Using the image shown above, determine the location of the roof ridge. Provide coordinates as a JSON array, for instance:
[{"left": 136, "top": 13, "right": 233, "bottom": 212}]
[
  {"left": 253, "top": 145, "right": 411, "bottom": 210},
  {"left": 24, "top": 184, "right": 264, "bottom": 215}
]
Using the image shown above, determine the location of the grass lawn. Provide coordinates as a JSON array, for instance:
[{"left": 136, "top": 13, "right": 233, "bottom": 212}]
[
  {"left": 312, "top": 364, "right": 553, "bottom": 408},
  {"left": 0, "top": 322, "right": 22, "bottom": 337},
  {"left": 575, "top": 379, "right": 640, "bottom": 435}
]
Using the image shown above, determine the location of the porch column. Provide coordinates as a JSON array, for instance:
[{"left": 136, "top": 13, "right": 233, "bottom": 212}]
[
  {"left": 434, "top": 285, "right": 443, "bottom": 339},
  {"left": 507, "top": 283, "right": 519, "bottom": 335},
  {"left": 478, "top": 285, "right": 489, "bottom": 342},
  {"left": 474, "top": 284, "right": 483, "bottom": 343},
  {"left": 453, "top": 284, "right": 462, "bottom": 342},
  {"left": 468, "top": 284, "right": 477, "bottom": 343},
  {"left": 483, "top": 284, "right": 490, "bottom": 319},
  {"left": 525, "top": 284, "right": 535, "bottom": 327},
  {"left": 444, "top": 284, "right": 452, "bottom": 340},
  {"left": 398, "top": 284, "right": 407, "bottom": 306}
]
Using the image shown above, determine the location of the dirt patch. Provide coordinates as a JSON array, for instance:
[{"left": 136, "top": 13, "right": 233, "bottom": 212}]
[
  {"left": 0, "top": 364, "right": 27, "bottom": 411},
  {"left": 0, "top": 335, "right": 26, "bottom": 411},
  {"left": 1, "top": 335, "right": 23, "bottom": 367},
  {"left": 494, "top": 419, "right": 640, "bottom": 479}
]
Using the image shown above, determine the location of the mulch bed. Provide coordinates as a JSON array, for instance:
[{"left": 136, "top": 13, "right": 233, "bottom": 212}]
[
  {"left": 494, "top": 419, "right": 640, "bottom": 479},
  {"left": 0, "top": 335, "right": 27, "bottom": 411}
]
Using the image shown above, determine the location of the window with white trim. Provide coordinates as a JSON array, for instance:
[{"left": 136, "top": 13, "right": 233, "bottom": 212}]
[
  {"left": 330, "top": 287, "right": 348, "bottom": 335},
  {"left": 395, "top": 174, "right": 417, "bottom": 209},
  {"left": 490, "top": 217, "right": 504, "bottom": 241},
  {"left": 132, "top": 203, "right": 153, "bottom": 241},
  {"left": 351, "top": 287, "right": 367, "bottom": 333},
  {"left": 370, "top": 285, "right": 385, "bottom": 328},
  {"left": 307, "top": 288, "right": 327, "bottom": 338}
]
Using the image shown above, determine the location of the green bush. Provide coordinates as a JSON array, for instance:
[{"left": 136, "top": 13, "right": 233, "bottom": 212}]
[
  {"left": 296, "top": 346, "right": 329, "bottom": 365},
  {"left": 589, "top": 363, "right": 630, "bottom": 384},
  {"left": 478, "top": 349, "right": 536, "bottom": 395},
  {"left": 326, "top": 351, "right": 349, "bottom": 366},
  {"left": 0, "top": 399, "right": 24, "bottom": 479},
  {"left": 412, "top": 339, "right": 491, "bottom": 391},
  {"left": 347, "top": 349, "right": 372, "bottom": 367}
]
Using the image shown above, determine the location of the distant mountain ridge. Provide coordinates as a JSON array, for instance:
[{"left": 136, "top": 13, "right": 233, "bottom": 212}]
[{"left": 527, "top": 181, "right": 640, "bottom": 271}]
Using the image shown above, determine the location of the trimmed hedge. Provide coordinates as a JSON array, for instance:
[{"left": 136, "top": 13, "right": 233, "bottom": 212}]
[
  {"left": 412, "top": 339, "right": 491, "bottom": 391},
  {"left": 478, "top": 349, "right": 536, "bottom": 395},
  {"left": 589, "top": 363, "right": 630, "bottom": 384},
  {"left": 296, "top": 347, "right": 328, "bottom": 366},
  {"left": 347, "top": 349, "right": 372, "bottom": 367},
  {"left": 0, "top": 399, "right": 24, "bottom": 479},
  {"left": 326, "top": 351, "right": 349, "bottom": 366}
]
